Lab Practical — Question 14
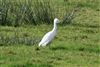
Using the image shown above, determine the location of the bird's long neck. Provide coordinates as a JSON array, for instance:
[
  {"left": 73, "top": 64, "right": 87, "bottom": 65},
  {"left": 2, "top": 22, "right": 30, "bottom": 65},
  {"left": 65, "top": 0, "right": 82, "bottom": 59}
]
[{"left": 52, "top": 22, "right": 57, "bottom": 32}]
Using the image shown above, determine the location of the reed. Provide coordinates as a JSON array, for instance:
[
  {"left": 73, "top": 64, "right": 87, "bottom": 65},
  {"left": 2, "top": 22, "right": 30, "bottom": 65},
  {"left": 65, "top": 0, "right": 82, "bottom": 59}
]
[{"left": 0, "top": 0, "right": 75, "bottom": 26}]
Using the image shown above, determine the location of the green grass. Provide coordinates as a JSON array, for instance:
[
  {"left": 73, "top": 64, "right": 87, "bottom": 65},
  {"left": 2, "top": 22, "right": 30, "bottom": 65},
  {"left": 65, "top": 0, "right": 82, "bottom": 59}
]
[
  {"left": 0, "top": 23, "right": 100, "bottom": 67},
  {"left": 0, "top": 0, "right": 100, "bottom": 67},
  {"left": 1, "top": 0, "right": 100, "bottom": 26}
]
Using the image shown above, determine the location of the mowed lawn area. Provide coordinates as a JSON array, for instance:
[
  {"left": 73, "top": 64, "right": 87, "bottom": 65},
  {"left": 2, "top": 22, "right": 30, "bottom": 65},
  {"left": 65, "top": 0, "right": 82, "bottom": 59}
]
[{"left": 0, "top": 0, "right": 100, "bottom": 67}]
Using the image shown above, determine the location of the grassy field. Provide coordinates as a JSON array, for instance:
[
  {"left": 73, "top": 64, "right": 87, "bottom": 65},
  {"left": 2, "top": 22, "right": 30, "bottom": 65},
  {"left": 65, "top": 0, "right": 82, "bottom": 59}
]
[
  {"left": 0, "top": 25, "right": 100, "bottom": 67},
  {"left": 0, "top": 0, "right": 100, "bottom": 67}
]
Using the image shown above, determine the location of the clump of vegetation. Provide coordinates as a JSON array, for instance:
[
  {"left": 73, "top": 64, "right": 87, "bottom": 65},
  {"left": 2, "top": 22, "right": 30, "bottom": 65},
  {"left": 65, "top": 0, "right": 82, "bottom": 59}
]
[
  {"left": 0, "top": 0, "right": 55, "bottom": 26},
  {"left": 0, "top": 0, "right": 76, "bottom": 26},
  {"left": 33, "top": 0, "right": 54, "bottom": 24},
  {"left": 0, "top": 36, "right": 39, "bottom": 46}
]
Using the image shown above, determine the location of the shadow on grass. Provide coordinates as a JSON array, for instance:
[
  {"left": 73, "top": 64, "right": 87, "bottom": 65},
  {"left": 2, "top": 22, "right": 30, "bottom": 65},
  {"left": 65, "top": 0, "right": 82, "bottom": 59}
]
[
  {"left": 72, "top": 23, "right": 100, "bottom": 28},
  {"left": 76, "top": 46, "right": 100, "bottom": 53},
  {"left": 11, "top": 63, "right": 53, "bottom": 67},
  {"left": 51, "top": 45, "right": 100, "bottom": 53},
  {"left": 51, "top": 46, "right": 67, "bottom": 51}
]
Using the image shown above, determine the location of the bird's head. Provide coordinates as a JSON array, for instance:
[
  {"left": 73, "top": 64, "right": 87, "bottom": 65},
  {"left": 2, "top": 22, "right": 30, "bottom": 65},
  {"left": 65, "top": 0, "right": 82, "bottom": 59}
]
[{"left": 54, "top": 18, "right": 60, "bottom": 23}]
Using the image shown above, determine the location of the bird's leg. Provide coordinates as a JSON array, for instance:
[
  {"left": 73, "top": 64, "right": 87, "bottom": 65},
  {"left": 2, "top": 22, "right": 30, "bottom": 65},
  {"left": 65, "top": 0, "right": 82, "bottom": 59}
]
[
  {"left": 48, "top": 44, "right": 51, "bottom": 49},
  {"left": 48, "top": 42, "right": 52, "bottom": 49},
  {"left": 35, "top": 47, "right": 40, "bottom": 50}
]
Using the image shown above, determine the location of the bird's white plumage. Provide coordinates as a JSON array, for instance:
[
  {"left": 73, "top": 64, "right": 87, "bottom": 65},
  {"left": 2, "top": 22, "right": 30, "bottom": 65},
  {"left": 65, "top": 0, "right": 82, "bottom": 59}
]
[{"left": 39, "top": 18, "right": 59, "bottom": 47}]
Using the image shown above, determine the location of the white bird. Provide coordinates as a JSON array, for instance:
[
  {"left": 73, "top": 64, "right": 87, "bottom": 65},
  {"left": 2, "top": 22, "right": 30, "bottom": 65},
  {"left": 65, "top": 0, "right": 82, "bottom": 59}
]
[{"left": 39, "top": 18, "right": 60, "bottom": 47}]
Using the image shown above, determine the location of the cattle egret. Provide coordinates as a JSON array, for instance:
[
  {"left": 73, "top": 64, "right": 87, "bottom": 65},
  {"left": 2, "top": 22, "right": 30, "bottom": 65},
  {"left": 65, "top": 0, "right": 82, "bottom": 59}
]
[{"left": 39, "top": 18, "right": 60, "bottom": 47}]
